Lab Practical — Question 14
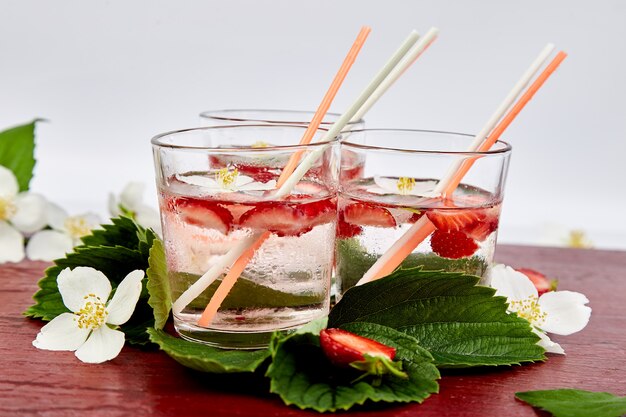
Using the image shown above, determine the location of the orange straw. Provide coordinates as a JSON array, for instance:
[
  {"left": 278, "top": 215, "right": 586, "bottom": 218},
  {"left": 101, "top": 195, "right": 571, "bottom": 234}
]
[
  {"left": 443, "top": 51, "right": 568, "bottom": 195},
  {"left": 197, "top": 26, "right": 372, "bottom": 327},
  {"left": 359, "top": 51, "right": 568, "bottom": 284}
]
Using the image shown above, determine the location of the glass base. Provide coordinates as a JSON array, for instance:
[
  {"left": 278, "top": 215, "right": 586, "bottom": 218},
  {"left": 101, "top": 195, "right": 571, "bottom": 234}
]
[{"left": 174, "top": 317, "right": 308, "bottom": 350}]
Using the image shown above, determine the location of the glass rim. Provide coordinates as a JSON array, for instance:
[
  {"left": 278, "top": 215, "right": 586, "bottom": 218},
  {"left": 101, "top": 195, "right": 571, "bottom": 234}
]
[
  {"left": 341, "top": 128, "right": 512, "bottom": 156},
  {"left": 198, "top": 108, "right": 365, "bottom": 126},
  {"left": 151, "top": 124, "right": 336, "bottom": 152}
]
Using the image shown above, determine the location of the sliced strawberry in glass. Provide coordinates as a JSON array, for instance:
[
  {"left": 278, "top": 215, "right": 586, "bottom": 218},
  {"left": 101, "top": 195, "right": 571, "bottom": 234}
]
[
  {"left": 173, "top": 197, "right": 233, "bottom": 235},
  {"left": 343, "top": 203, "right": 397, "bottom": 228},
  {"left": 337, "top": 212, "right": 362, "bottom": 238},
  {"left": 426, "top": 207, "right": 485, "bottom": 232},
  {"left": 239, "top": 203, "right": 312, "bottom": 237}
]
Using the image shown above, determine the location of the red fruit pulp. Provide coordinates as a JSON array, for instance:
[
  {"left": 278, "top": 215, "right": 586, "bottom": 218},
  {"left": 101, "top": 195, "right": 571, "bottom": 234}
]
[
  {"left": 163, "top": 190, "right": 336, "bottom": 238},
  {"left": 319, "top": 328, "right": 396, "bottom": 367}
]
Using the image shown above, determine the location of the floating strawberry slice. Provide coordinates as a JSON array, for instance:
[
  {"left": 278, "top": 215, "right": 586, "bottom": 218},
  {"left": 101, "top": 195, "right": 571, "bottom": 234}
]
[
  {"left": 343, "top": 203, "right": 396, "bottom": 228},
  {"left": 426, "top": 207, "right": 485, "bottom": 233},
  {"left": 174, "top": 198, "right": 233, "bottom": 235},
  {"left": 298, "top": 198, "right": 337, "bottom": 228},
  {"left": 238, "top": 204, "right": 311, "bottom": 237},
  {"left": 430, "top": 230, "right": 478, "bottom": 259},
  {"left": 516, "top": 268, "right": 557, "bottom": 296},
  {"left": 337, "top": 212, "right": 362, "bottom": 238},
  {"left": 462, "top": 206, "right": 500, "bottom": 241},
  {"left": 320, "top": 328, "right": 396, "bottom": 366}
]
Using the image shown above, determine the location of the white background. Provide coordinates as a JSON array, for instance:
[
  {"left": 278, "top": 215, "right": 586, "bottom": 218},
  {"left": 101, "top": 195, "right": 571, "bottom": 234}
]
[{"left": 1, "top": 0, "right": 625, "bottom": 249}]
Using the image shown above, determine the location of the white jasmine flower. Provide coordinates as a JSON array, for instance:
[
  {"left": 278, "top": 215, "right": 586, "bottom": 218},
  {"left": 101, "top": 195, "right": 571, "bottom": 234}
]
[
  {"left": 26, "top": 202, "right": 101, "bottom": 261},
  {"left": 33, "top": 267, "right": 144, "bottom": 363},
  {"left": 366, "top": 176, "right": 440, "bottom": 198},
  {"left": 109, "top": 182, "right": 161, "bottom": 233},
  {"left": 0, "top": 165, "right": 48, "bottom": 263},
  {"left": 177, "top": 167, "right": 277, "bottom": 194},
  {"left": 489, "top": 264, "right": 591, "bottom": 354}
]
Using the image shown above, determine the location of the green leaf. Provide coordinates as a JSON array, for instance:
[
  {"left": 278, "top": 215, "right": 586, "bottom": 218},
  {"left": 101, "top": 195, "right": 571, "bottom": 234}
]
[
  {"left": 266, "top": 322, "right": 439, "bottom": 412},
  {"left": 515, "top": 389, "right": 626, "bottom": 417},
  {"left": 79, "top": 216, "right": 142, "bottom": 248},
  {"left": 147, "top": 328, "right": 270, "bottom": 373},
  {"left": 25, "top": 216, "right": 155, "bottom": 345},
  {"left": 0, "top": 120, "right": 39, "bottom": 191},
  {"left": 328, "top": 268, "right": 545, "bottom": 367},
  {"left": 336, "top": 238, "right": 488, "bottom": 292},
  {"left": 147, "top": 238, "right": 171, "bottom": 329}
]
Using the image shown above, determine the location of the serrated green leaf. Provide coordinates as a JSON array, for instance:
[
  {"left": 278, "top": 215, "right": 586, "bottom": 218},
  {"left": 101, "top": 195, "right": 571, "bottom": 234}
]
[
  {"left": 147, "top": 238, "right": 171, "bottom": 329},
  {"left": 0, "top": 120, "right": 38, "bottom": 191},
  {"left": 266, "top": 323, "right": 439, "bottom": 412},
  {"left": 329, "top": 268, "right": 545, "bottom": 367},
  {"left": 147, "top": 328, "right": 270, "bottom": 373},
  {"left": 136, "top": 225, "right": 158, "bottom": 260},
  {"left": 79, "top": 216, "right": 142, "bottom": 248},
  {"left": 515, "top": 389, "right": 626, "bottom": 417},
  {"left": 336, "top": 238, "right": 488, "bottom": 292}
]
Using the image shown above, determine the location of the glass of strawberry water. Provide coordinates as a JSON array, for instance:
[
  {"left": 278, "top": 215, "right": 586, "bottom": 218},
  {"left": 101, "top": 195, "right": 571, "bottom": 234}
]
[
  {"left": 152, "top": 125, "right": 339, "bottom": 348},
  {"left": 336, "top": 129, "right": 512, "bottom": 298}
]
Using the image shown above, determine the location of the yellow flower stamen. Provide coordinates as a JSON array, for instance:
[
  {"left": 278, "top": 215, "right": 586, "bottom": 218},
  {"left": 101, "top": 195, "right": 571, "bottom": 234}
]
[
  {"left": 215, "top": 167, "right": 239, "bottom": 190},
  {"left": 75, "top": 294, "right": 108, "bottom": 330},
  {"left": 509, "top": 295, "right": 547, "bottom": 327},
  {"left": 64, "top": 216, "right": 92, "bottom": 239},
  {"left": 0, "top": 197, "right": 17, "bottom": 221},
  {"left": 567, "top": 230, "right": 593, "bottom": 249},
  {"left": 396, "top": 177, "right": 416, "bottom": 195},
  {"left": 251, "top": 141, "right": 270, "bottom": 148}
]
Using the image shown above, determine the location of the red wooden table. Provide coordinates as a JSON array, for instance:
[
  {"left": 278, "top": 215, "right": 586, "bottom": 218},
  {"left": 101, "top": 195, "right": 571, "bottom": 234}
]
[{"left": 1, "top": 245, "right": 625, "bottom": 416}]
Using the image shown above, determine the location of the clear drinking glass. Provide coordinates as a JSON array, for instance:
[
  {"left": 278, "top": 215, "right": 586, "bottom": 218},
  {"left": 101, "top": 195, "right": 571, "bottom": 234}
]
[
  {"left": 336, "top": 129, "right": 512, "bottom": 298},
  {"left": 152, "top": 125, "right": 339, "bottom": 349}
]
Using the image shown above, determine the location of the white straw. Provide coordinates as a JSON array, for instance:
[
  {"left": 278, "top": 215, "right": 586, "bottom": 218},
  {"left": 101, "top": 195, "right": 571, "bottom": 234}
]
[
  {"left": 171, "top": 29, "right": 430, "bottom": 313},
  {"left": 357, "top": 43, "right": 556, "bottom": 286},
  {"left": 351, "top": 28, "right": 439, "bottom": 123},
  {"left": 276, "top": 29, "right": 438, "bottom": 198},
  {"left": 432, "top": 43, "right": 555, "bottom": 195}
]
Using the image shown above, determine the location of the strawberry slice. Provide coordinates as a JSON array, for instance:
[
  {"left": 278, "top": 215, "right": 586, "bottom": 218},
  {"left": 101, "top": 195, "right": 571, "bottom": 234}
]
[
  {"left": 516, "top": 268, "right": 558, "bottom": 296},
  {"left": 238, "top": 204, "right": 312, "bottom": 237},
  {"left": 430, "top": 230, "right": 478, "bottom": 259},
  {"left": 426, "top": 207, "right": 485, "bottom": 233},
  {"left": 343, "top": 203, "right": 396, "bottom": 228},
  {"left": 319, "top": 328, "right": 408, "bottom": 380},
  {"left": 320, "top": 328, "right": 396, "bottom": 366},
  {"left": 174, "top": 198, "right": 233, "bottom": 235},
  {"left": 298, "top": 198, "right": 337, "bottom": 228},
  {"left": 337, "top": 212, "right": 362, "bottom": 239},
  {"left": 463, "top": 206, "right": 500, "bottom": 241}
]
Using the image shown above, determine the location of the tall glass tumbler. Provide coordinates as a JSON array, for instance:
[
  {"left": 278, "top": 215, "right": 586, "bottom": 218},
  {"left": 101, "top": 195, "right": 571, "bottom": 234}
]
[
  {"left": 152, "top": 125, "right": 339, "bottom": 349},
  {"left": 336, "top": 129, "right": 512, "bottom": 298}
]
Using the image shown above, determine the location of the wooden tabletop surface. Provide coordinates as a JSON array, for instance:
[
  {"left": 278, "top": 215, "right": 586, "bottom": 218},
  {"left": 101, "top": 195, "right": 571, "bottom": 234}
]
[{"left": 1, "top": 245, "right": 625, "bottom": 417}]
